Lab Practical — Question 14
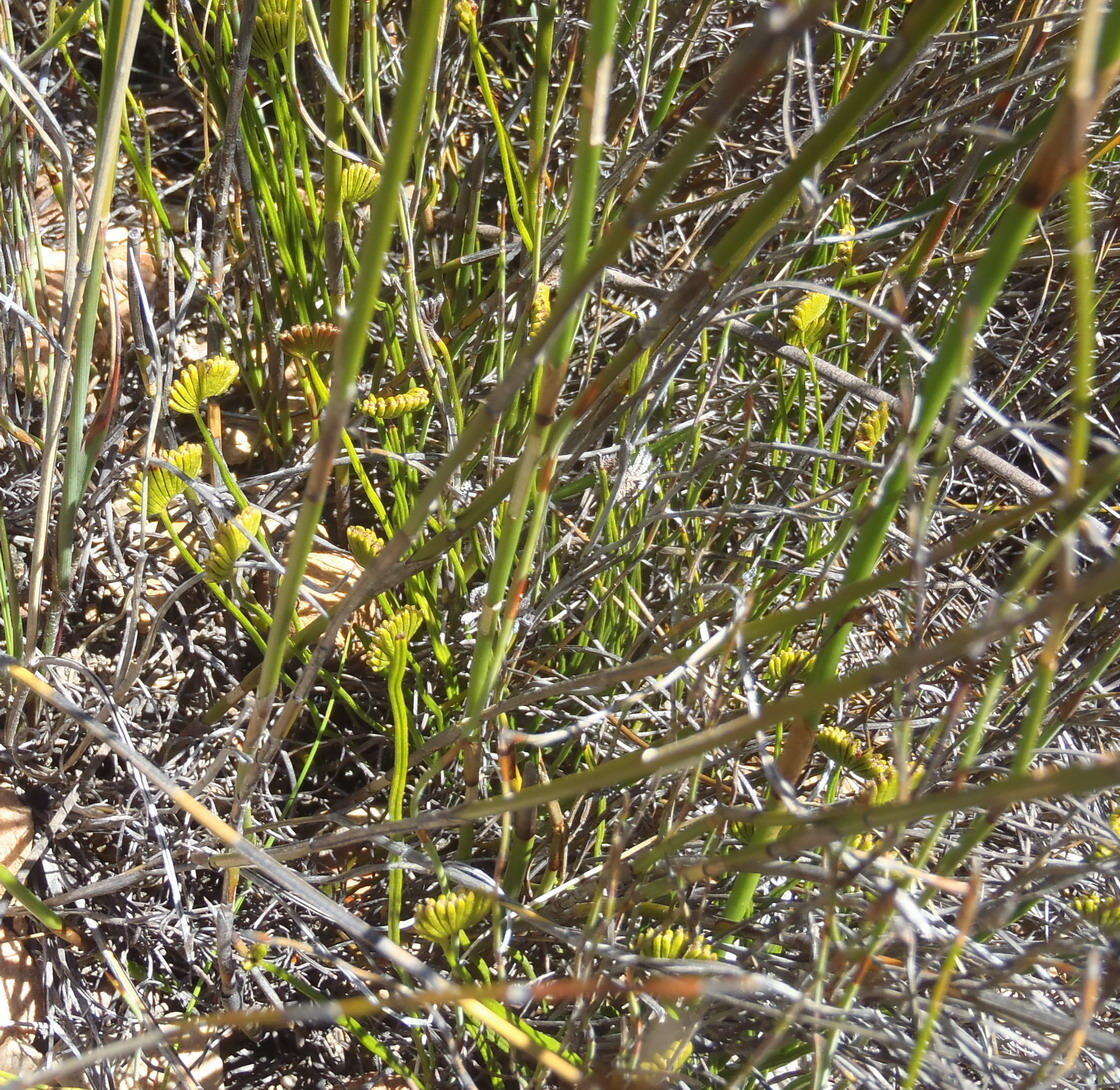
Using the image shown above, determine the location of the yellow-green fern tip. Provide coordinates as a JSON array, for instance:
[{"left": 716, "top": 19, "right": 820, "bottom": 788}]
[
  {"left": 635, "top": 1038, "right": 694, "bottom": 1074},
  {"left": 854, "top": 402, "right": 891, "bottom": 454},
  {"left": 1073, "top": 892, "right": 1120, "bottom": 932},
  {"left": 816, "top": 725, "right": 891, "bottom": 781},
  {"left": 763, "top": 647, "right": 815, "bottom": 687}
]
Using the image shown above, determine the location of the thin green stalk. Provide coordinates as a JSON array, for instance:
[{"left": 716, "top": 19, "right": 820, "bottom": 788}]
[
  {"left": 456, "top": 0, "right": 620, "bottom": 851},
  {"left": 192, "top": 408, "right": 251, "bottom": 510},
  {"left": 462, "top": 8, "right": 532, "bottom": 248},
  {"left": 527, "top": 0, "right": 557, "bottom": 239},
  {"left": 320, "top": 0, "right": 356, "bottom": 529},
  {"left": 239, "top": 0, "right": 447, "bottom": 798},
  {"left": 31, "top": 24, "right": 142, "bottom": 691},
  {"left": 901, "top": 880, "right": 980, "bottom": 1090},
  {"left": 807, "top": 3, "right": 1120, "bottom": 713},
  {"left": 386, "top": 642, "right": 411, "bottom": 946},
  {"left": 321, "top": 0, "right": 355, "bottom": 299}
]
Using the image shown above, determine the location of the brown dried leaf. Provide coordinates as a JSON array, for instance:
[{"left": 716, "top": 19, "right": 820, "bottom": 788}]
[
  {"left": 0, "top": 792, "right": 44, "bottom": 1081},
  {"left": 18, "top": 228, "right": 158, "bottom": 399},
  {"left": 116, "top": 1037, "right": 224, "bottom": 1090},
  {"left": 0, "top": 791, "right": 33, "bottom": 873},
  {"left": 221, "top": 418, "right": 259, "bottom": 466},
  {"left": 294, "top": 549, "right": 378, "bottom": 645},
  {"left": 294, "top": 549, "right": 362, "bottom": 633},
  {"left": 0, "top": 933, "right": 46, "bottom": 1080}
]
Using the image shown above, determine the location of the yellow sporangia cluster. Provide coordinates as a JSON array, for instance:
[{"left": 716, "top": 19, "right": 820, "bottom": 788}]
[
  {"left": 414, "top": 889, "right": 491, "bottom": 943},
  {"left": 1073, "top": 892, "right": 1120, "bottom": 932},
  {"left": 815, "top": 725, "right": 893, "bottom": 782},
  {"left": 854, "top": 402, "right": 891, "bottom": 454},
  {"left": 635, "top": 925, "right": 717, "bottom": 962},
  {"left": 762, "top": 647, "right": 815, "bottom": 687},
  {"left": 528, "top": 283, "right": 551, "bottom": 339},
  {"left": 1093, "top": 807, "right": 1120, "bottom": 857},
  {"left": 455, "top": 0, "right": 478, "bottom": 33},
  {"left": 347, "top": 525, "right": 385, "bottom": 567},
  {"left": 358, "top": 386, "right": 430, "bottom": 420}
]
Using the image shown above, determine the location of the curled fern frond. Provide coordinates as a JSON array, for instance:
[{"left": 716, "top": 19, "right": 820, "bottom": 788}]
[
  {"left": 414, "top": 889, "right": 490, "bottom": 943},
  {"left": 127, "top": 443, "right": 203, "bottom": 517},
  {"left": 279, "top": 322, "right": 339, "bottom": 359},
  {"left": 358, "top": 386, "right": 430, "bottom": 420},
  {"left": 168, "top": 356, "right": 240, "bottom": 415},
  {"left": 347, "top": 525, "right": 385, "bottom": 567},
  {"left": 816, "top": 726, "right": 890, "bottom": 781},
  {"left": 854, "top": 402, "right": 891, "bottom": 454},
  {"left": 364, "top": 605, "right": 422, "bottom": 671},
  {"left": 339, "top": 163, "right": 381, "bottom": 206},
  {"left": 252, "top": 0, "right": 307, "bottom": 57},
  {"left": 204, "top": 507, "right": 263, "bottom": 583},
  {"left": 762, "top": 647, "right": 815, "bottom": 687},
  {"left": 636, "top": 925, "right": 716, "bottom": 961}
]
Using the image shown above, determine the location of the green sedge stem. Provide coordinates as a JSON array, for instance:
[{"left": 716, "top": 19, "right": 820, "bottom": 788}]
[
  {"left": 192, "top": 407, "right": 251, "bottom": 510},
  {"left": 386, "top": 642, "right": 411, "bottom": 946},
  {"left": 244, "top": 0, "right": 446, "bottom": 784}
]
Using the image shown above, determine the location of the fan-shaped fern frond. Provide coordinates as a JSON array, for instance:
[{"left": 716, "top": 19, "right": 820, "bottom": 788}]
[
  {"left": 339, "top": 163, "right": 381, "bottom": 205},
  {"left": 127, "top": 443, "right": 203, "bottom": 517},
  {"left": 279, "top": 322, "right": 340, "bottom": 359},
  {"left": 414, "top": 889, "right": 490, "bottom": 942},
  {"left": 168, "top": 356, "right": 240, "bottom": 415},
  {"left": 252, "top": 0, "right": 307, "bottom": 57}
]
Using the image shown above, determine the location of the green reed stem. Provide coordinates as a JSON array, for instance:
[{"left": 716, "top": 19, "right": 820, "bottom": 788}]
[
  {"left": 241, "top": 0, "right": 446, "bottom": 795},
  {"left": 386, "top": 642, "right": 411, "bottom": 945}
]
